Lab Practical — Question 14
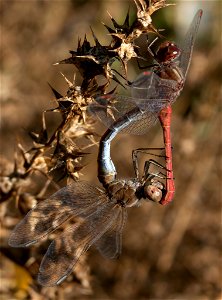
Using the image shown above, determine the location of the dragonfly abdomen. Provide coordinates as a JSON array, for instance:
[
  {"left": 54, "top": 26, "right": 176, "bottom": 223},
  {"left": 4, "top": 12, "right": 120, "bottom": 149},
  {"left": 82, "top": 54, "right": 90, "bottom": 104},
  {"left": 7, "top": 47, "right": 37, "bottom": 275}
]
[{"left": 98, "top": 107, "right": 144, "bottom": 186}]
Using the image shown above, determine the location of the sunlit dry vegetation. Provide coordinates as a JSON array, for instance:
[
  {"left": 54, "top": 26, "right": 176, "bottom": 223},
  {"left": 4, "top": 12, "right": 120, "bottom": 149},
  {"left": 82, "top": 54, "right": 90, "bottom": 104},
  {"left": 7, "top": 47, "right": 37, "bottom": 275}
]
[{"left": 0, "top": 0, "right": 221, "bottom": 299}]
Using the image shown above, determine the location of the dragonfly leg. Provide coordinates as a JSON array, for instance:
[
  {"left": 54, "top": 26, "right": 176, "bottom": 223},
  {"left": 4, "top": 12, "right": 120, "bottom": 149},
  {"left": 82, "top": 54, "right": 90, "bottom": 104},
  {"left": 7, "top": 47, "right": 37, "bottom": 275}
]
[
  {"left": 143, "top": 159, "right": 175, "bottom": 179},
  {"left": 143, "top": 159, "right": 167, "bottom": 180},
  {"left": 136, "top": 36, "right": 161, "bottom": 70},
  {"left": 133, "top": 147, "right": 166, "bottom": 158},
  {"left": 111, "top": 68, "right": 128, "bottom": 83},
  {"left": 144, "top": 158, "right": 166, "bottom": 173},
  {"left": 145, "top": 158, "right": 172, "bottom": 172},
  {"left": 132, "top": 149, "right": 139, "bottom": 179},
  {"left": 136, "top": 59, "right": 158, "bottom": 70},
  {"left": 132, "top": 147, "right": 166, "bottom": 179}
]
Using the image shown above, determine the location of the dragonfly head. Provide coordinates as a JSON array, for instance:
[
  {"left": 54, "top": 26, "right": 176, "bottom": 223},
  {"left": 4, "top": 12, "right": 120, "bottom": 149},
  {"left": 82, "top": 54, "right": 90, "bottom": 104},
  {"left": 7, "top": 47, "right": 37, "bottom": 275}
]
[
  {"left": 143, "top": 179, "right": 164, "bottom": 203},
  {"left": 156, "top": 41, "right": 181, "bottom": 64}
]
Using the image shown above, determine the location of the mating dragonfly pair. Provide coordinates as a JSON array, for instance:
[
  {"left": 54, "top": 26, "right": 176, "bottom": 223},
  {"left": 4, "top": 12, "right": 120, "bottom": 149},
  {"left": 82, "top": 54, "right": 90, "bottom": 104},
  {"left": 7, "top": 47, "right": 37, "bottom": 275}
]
[{"left": 9, "top": 10, "right": 203, "bottom": 286}]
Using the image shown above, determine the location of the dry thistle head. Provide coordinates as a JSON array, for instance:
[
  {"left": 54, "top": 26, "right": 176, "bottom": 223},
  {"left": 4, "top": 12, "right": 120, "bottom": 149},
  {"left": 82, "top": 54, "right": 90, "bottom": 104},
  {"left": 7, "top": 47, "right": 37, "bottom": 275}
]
[
  {"left": 54, "top": 1, "right": 173, "bottom": 88},
  {"left": 102, "top": 0, "right": 174, "bottom": 73},
  {"left": 55, "top": 33, "right": 119, "bottom": 91},
  {"left": 28, "top": 74, "right": 102, "bottom": 183},
  {"left": 134, "top": 0, "right": 174, "bottom": 30}
]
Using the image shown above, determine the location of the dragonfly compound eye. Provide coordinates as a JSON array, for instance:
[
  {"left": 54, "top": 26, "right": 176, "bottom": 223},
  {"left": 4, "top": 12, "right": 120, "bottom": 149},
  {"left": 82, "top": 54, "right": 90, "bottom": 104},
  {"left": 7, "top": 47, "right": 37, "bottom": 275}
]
[
  {"left": 144, "top": 184, "right": 163, "bottom": 203},
  {"left": 156, "top": 41, "right": 181, "bottom": 63}
]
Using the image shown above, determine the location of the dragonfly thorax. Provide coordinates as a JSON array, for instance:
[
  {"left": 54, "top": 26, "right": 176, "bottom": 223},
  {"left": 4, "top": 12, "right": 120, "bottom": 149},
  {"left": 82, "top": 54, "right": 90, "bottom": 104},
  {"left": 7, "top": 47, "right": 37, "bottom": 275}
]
[
  {"left": 155, "top": 63, "right": 184, "bottom": 86},
  {"left": 153, "top": 42, "right": 184, "bottom": 86},
  {"left": 108, "top": 179, "right": 141, "bottom": 208},
  {"left": 107, "top": 178, "right": 164, "bottom": 207}
]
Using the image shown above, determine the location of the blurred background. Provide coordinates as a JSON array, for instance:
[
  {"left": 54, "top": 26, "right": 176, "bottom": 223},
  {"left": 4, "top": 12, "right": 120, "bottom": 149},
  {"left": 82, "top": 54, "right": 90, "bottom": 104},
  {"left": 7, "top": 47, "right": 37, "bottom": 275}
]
[{"left": 1, "top": 0, "right": 221, "bottom": 299}]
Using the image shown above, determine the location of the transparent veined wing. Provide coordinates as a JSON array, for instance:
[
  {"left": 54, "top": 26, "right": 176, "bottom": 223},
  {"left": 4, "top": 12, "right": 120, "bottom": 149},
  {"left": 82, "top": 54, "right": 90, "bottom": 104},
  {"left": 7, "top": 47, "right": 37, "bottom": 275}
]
[
  {"left": 37, "top": 199, "right": 122, "bottom": 286},
  {"left": 8, "top": 181, "right": 108, "bottom": 248},
  {"left": 95, "top": 205, "right": 127, "bottom": 259},
  {"left": 119, "top": 111, "right": 158, "bottom": 135},
  {"left": 178, "top": 9, "right": 203, "bottom": 77},
  {"left": 89, "top": 71, "right": 178, "bottom": 135},
  {"left": 130, "top": 71, "right": 178, "bottom": 107},
  {"left": 89, "top": 95, "right": 159, "bottom": 135}
]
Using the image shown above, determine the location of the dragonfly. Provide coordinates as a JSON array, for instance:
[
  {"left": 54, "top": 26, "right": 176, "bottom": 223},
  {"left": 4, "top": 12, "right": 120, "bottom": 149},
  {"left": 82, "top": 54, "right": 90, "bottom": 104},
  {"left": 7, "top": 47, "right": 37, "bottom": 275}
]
[
  {"left": 8, "top": 150, "right": 164, "bottom": 286},
  {"left": 90, "top": 9, "right": 203, "bottom": 205}
]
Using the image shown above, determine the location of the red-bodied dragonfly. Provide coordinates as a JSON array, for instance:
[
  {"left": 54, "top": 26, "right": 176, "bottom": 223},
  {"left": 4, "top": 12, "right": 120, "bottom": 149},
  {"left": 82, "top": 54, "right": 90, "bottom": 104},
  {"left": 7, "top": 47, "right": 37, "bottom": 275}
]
[
  {"left": 90, "top": 9, "right": 203, "bottom": 205},
  {"left": 9, "top": 150, "right": 164, "bottom": 286}
]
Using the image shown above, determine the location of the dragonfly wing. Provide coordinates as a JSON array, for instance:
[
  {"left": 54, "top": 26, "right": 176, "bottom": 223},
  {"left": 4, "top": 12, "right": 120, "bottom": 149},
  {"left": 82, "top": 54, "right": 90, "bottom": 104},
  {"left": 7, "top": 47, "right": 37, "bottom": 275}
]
[
  {"left": 121, "top": 111, "right": 158, "bottom": 135},
  {"left": 9, "top": 181, "right": 106, "bottom": 247},
  {"left": 88, "top": 94, "right": 137, "bottom": 129},
  {"left": 131, "top": 71, "right": 162, "bottom": 100},
  {"left": 130, "top": 71, "right": 179, "bottom": 109},
  {"left": 89, "top": 70, "right": 179, "bottom": 135},
  {"left": 37, "top": 199, "right": 119, "bottom": 286},
  {"left": 178, "top": 9, "right": 203, "bottom": 77},
  {"left": 90, "top": 95, "right": 157, "bottom": 135},
  {"left": 95, "top": 206, "right": 127, "bottom": 259}
]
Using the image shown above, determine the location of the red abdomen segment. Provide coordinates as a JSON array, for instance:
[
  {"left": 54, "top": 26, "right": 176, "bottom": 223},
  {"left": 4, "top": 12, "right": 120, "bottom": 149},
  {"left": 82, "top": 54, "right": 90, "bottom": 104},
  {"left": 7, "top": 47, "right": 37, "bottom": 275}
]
[{"left": 158, "top": 105, "right": 175, "bottom": 205}]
